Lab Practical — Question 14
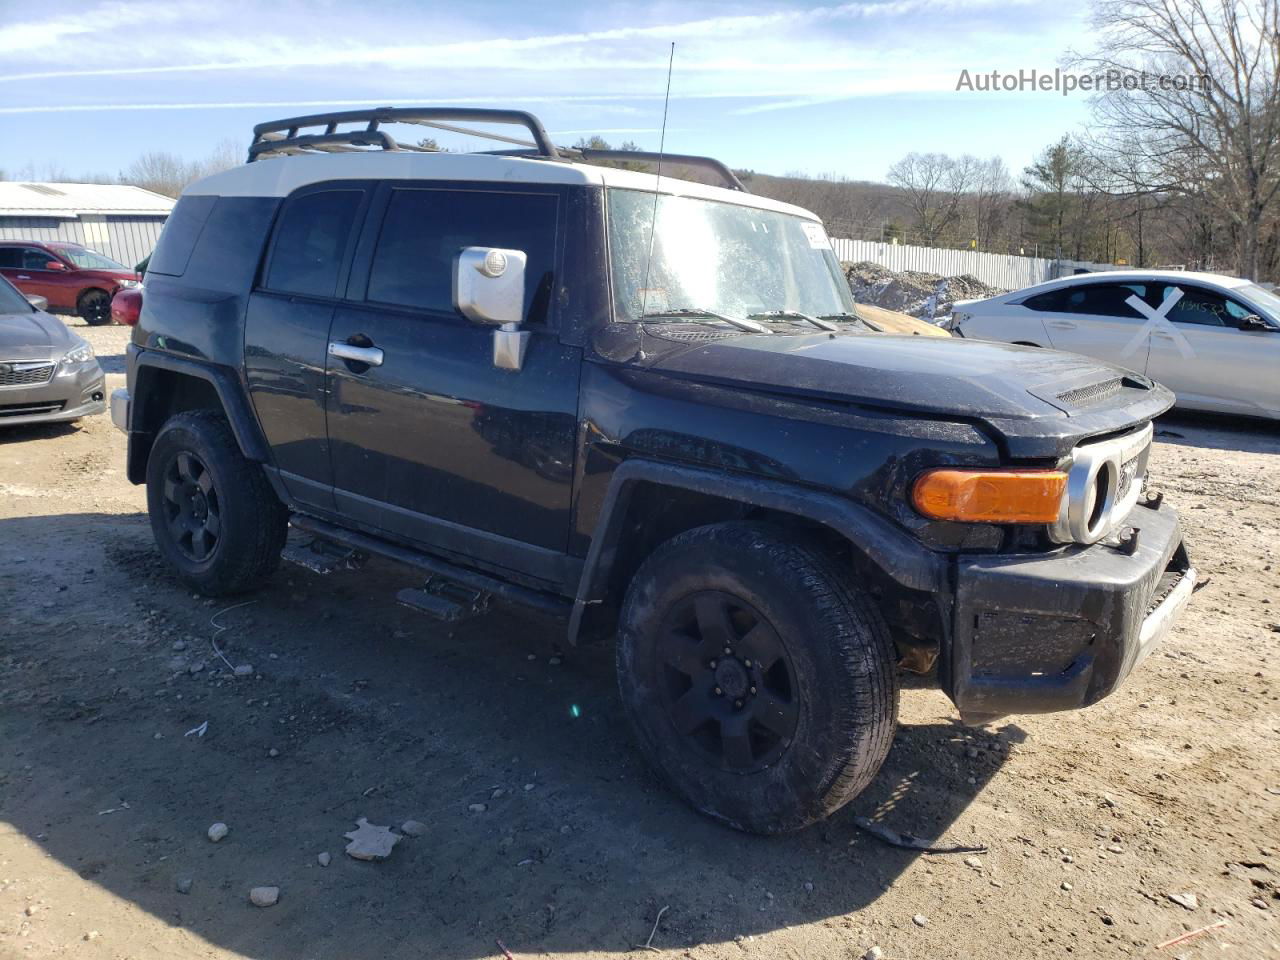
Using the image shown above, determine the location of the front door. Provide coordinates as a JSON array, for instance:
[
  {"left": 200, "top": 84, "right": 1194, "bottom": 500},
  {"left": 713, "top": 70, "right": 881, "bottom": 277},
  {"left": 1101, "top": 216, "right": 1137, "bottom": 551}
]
[
  {"left": 325, "top": 183, "right": 581, "bottom": 576},
  {"left": 1027, "top": 280, "right": 1155, "bottom": 375},
  {"left": 1145, "top": 283, "right": 1280, "bottom": 417}
]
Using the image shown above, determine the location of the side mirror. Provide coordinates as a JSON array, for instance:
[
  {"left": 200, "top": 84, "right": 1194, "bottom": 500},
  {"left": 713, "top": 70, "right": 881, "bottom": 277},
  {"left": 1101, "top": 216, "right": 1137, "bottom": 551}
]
[
  {"left": 45, "top": 260, "right": 67, "bottom": 272},
  {"left": 453, "top": 247, "right": 529, "bottom": 371},
  {"left": 1241, "top": 314, "right": 1276, "bottom": 331}
]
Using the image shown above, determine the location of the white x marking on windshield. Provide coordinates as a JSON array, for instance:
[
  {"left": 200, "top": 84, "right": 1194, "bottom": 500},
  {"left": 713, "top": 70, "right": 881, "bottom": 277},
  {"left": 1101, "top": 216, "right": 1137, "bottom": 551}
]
[{"left": 1120, "top": 287, "right": 1196, "bottom": 360}]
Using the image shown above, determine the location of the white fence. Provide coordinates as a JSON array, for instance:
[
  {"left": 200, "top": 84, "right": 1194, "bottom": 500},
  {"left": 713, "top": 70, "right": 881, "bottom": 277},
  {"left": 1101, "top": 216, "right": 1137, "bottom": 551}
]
[{"left": 831, "top": 238, "right": 1120, "bottom": 292}]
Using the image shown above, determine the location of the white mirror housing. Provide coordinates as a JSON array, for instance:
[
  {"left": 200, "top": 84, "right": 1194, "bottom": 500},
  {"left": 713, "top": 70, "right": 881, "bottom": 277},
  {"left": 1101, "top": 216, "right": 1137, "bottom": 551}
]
[{"left": 454, "top": 247, "right": 527, "bottom": 327}]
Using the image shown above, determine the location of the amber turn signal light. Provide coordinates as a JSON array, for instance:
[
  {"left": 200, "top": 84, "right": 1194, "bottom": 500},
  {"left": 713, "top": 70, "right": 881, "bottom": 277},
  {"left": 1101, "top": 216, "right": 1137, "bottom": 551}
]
[{"left": 912, "top": 468, "right": 1068, "bottom": 524}]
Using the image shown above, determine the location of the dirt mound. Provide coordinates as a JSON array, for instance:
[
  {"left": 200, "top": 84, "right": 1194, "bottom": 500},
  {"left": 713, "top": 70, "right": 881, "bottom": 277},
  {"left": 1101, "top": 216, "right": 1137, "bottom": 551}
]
[{"left": 843, "top": 261, "right": 1005, "bottom": 318}]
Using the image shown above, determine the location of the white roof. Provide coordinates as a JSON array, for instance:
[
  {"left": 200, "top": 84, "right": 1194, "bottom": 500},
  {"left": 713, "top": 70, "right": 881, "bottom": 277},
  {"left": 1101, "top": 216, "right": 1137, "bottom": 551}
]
[
  {"left": 0, "top": 182, "right": 175, "bottom": 219},
  {"left": 185, "top": 152, "right": 821, "bottom": 221},
  {"left": 1012, "top": 268, "right": 1252, "bottom": 297}
]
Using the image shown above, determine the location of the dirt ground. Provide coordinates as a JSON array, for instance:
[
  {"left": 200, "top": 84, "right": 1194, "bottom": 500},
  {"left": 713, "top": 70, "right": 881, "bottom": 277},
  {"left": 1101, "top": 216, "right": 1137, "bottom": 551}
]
[{"left": 1, "top": 322, "right": 1278, "bottom": 960}]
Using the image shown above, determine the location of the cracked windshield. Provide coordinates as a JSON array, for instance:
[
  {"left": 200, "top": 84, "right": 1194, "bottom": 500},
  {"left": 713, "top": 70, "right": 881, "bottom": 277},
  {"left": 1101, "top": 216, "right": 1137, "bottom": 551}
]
[{"left": 607, "top": 188, "right": 855, "bottom": 322}]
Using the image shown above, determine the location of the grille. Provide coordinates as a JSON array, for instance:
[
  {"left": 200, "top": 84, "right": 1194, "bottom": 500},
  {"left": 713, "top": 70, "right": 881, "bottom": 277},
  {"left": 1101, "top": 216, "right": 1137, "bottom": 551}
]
[
  {"left": 0, "top": 361, "right": 56, "bottom": 387},
  {"left": 0, "top": 400, "right": 63, "bottom": 417},
  {"left": 1058, "top": 378, "right": 1123, "bottom": 407}
]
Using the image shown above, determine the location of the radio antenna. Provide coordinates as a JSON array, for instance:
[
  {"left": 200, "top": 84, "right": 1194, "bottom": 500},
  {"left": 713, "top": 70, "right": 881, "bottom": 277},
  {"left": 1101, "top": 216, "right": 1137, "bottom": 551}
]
[{"left": 639, "top": 42, "right": 675, "bottom": 318}]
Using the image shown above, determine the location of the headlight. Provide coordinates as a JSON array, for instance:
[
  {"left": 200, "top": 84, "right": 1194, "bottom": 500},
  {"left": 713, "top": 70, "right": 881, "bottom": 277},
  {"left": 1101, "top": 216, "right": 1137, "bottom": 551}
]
[{"left": 63, "top": 341, "right": 94, "bottom": 365}]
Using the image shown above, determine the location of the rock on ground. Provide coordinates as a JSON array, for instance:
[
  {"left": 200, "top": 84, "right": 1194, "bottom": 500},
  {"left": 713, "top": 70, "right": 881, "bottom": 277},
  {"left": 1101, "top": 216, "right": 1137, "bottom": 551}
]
[
  {"left": 249, "top": 886, "right": 279, "bottom": 907},
  {"left": 343, "top": 818, "right": 400, "bottom": 861}
]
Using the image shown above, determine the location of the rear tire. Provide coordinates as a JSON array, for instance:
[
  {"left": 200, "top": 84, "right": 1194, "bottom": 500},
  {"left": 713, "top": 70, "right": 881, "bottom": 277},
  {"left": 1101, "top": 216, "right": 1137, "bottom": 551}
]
[
  {"left": 78, "top": 288, "right": 112, "bottom": 326},
  {"left": 146, "top": 411, "right": 287, "bottom": 596},
  {"left": 616, "top": 522, "right": 899, "bottom": 834}
]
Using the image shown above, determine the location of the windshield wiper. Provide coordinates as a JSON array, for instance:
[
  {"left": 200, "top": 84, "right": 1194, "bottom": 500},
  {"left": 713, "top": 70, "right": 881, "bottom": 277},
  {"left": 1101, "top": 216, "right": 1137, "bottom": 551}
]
[
  {"left": 748, "top": 310, "right": 838, "bottom": 331},
  {"left": 637, "top": 308, "right": 769, "bottom": 334},
  {"left": 820, "top": 311, "right": 882, "bottom": 332}
]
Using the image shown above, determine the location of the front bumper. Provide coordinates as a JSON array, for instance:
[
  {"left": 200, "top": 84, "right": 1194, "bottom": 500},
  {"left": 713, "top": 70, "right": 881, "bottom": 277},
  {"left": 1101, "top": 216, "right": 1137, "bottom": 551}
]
[
  {"left": 949, "top": 496, "right": 1193, "bottom": 717},
  {"left": 0, "top": 360, "right": 106, "bottom": 427}
]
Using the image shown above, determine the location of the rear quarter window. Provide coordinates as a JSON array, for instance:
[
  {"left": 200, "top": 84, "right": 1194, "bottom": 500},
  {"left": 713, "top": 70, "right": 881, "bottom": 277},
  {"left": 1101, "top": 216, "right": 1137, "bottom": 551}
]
[
  {"left": 263, "top": 189, "right": 364, "bottom": 298},
  {"left": 148, "top": 195, "right": 217, "bottom": 277}
]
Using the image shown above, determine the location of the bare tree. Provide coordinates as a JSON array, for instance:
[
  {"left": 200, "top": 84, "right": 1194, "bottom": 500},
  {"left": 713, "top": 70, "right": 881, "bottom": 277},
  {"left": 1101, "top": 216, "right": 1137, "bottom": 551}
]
[
  {"left": 1079, "top": 0, "right": 1280, "bottom": 279},
  {"left": 886, "top": 153, "right": 972, "bottom": 245},
  {"left": 121, "top": 140, "right": 242, "bottom": 197},
  {"left": 967, "top": 156, "right": 1012, "bottom": 248}
]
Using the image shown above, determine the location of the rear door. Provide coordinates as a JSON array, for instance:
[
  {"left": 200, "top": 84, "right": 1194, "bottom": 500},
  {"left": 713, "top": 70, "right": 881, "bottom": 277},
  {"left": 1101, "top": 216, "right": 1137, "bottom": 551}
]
[
  {"left": 1145, "top": 283, "right": 1280, "bottom": 416},
  {"left": 1, "top": 247, "right": 67, "bottom": 306},
  {"left": 243, "top": 183, "right": 370, "bottom": 510},
  {"left": 1023, "top": 281, "right": 1154, "bottom": 374},
  {"left": 325, "top": 182, "right": 581, "bottom": 576}
]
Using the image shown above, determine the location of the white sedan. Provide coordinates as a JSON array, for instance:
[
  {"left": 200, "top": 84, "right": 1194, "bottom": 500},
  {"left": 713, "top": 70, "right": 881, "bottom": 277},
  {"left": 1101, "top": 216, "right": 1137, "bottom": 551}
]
[{"left": 951, "top": 269, "right": 1280, "bottom": 420}]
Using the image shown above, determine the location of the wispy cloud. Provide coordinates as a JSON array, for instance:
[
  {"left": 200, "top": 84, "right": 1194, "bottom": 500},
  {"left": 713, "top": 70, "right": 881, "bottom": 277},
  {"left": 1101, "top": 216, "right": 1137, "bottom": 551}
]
[{"left": 0, "top": 0, "right": 1039, "bottom": 84}]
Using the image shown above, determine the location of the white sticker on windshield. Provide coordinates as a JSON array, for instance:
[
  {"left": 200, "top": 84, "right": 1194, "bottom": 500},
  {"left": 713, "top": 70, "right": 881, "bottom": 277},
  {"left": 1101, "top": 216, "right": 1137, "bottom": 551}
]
[{"left": 801, "top": 222, "right": 831, "bottom": 250}]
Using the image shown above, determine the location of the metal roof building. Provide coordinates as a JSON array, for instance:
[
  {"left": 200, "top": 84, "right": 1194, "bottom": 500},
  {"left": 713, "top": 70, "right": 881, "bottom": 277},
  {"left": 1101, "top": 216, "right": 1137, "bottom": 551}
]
[{"left": 0, "top": 182, "right": 174, "bottom": 269}]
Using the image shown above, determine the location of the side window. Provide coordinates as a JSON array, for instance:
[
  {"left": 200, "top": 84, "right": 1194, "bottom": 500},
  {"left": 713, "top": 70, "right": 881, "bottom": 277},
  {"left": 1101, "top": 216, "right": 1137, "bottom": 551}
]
[
  {"left": 0, "top": 248, "right": 20, "bottom": 269},
  {"left": 149, "top": 194, "right": 217, "bottom": 278},
  {"left": 1161, "top": 285, "right": 1233, "bottom": 327},
  {"left": 1023, "top": 290, "right": 1065, "bottom": 311},
  {"left": 264, "top": 190, "right": 363, "bottom": 298},
  {"left": 23, "top": 248, "right": 54, "bottom": 270},
  {"left": 1058, "top": 283, "right": 1147, "bottom": 318},
  {"left": 366, "top": 188, "right": 558, "bottom": 323}
]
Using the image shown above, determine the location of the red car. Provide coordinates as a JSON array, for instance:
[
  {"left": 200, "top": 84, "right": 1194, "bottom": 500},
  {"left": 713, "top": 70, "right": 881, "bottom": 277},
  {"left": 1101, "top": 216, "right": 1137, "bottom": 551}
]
[
  {"left": 0, "top": 240, "right": 141, "bottom": 325},
  {"left": 111, "top": 286, "right": 143, "bottom": 326}
]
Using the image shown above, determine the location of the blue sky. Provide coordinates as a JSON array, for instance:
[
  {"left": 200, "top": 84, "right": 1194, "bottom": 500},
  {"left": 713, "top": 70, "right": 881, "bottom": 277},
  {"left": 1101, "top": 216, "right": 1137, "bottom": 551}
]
[{"left": 0, "top": 0, "right": 1094, "bottom": 184}]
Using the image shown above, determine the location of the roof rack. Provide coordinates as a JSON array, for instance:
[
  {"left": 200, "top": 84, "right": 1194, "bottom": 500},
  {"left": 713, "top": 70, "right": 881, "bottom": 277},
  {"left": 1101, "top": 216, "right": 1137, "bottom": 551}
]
[{"left": 246, "top": 106, "right": 748, "bottom": 193}]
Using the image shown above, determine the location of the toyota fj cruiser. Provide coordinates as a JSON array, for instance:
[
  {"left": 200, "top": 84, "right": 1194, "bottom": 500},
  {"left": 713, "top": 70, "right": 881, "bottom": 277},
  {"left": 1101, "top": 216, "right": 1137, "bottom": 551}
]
[{"left": 111, "top": 108, "right": 1196, "bottom": 833}]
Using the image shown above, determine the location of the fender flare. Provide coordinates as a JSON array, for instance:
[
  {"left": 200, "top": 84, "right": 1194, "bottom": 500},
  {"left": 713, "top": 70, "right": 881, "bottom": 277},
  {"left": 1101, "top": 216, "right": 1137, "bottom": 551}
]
[
  {"left": 127, "top": 349, "right": 270, "bottom": 482},
  {"left": 566, "top": 459, "right": 947, "bottom": 644}
]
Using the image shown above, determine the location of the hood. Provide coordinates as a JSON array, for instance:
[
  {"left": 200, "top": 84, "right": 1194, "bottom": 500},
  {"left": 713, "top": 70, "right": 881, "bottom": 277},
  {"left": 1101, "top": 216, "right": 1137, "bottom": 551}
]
[
  {"left": 0, "top": 309, "right": 75, "bottom": 360},
  {"left": 80, "top": 269, "right": 139, "bottom": 283},
  {"left": 638, "top": 330, "right": 1174, "bottom": 459}
]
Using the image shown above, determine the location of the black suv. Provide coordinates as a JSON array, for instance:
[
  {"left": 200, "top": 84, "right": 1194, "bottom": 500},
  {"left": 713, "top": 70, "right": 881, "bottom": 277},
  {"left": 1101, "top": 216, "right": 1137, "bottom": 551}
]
[{"left": 111, "top": 108, "right": 1196, "bottom": 833}]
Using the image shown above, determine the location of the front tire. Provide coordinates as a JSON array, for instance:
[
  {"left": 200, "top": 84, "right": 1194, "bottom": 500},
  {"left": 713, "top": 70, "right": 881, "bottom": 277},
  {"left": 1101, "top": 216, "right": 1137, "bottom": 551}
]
[
  {"left": 78, "top": 288, "right": 112, "bottom": 326},
  {"left": 146, "top": 411, "right": 287, "bottom": 596},
  {"left": 617, "top": 522, "right": 899, "bottom": 834}
]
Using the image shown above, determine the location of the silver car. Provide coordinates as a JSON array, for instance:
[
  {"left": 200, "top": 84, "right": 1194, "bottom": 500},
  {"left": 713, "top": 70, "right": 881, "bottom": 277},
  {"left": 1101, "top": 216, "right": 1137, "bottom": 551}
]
[
  {"left": 0, "top": 276, "right": 106, "bottom": 426},
  {"left": 952, "top": 269, "right": 1280, "bottom": 420}
]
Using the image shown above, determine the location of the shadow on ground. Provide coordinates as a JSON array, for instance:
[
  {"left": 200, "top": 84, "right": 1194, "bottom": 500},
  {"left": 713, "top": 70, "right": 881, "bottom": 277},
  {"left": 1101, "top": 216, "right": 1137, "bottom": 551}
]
[
  {"left": 1153, "top": 409, "right": 1280, "bottom": 454},
  {"left": 0, "top": 511, "right": 1006, "bottom": 959}
]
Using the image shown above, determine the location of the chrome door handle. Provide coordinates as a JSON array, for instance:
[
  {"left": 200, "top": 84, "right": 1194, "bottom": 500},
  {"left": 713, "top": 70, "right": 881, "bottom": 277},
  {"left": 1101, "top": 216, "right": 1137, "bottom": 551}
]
[
  {"left": 16, "top": 274, "right": 30, "bottom": 280},
  {"left": 328, "top": 341, "right": 384, "bottom": 366},
  {"left": 1046, "top": 320, "right": 1076, "bottom": 329}
]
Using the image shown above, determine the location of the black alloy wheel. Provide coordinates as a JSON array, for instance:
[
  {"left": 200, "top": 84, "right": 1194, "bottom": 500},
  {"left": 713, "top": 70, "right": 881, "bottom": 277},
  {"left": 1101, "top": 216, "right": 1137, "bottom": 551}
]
[
  {"left": 657, "top": 590, "right": 798, "bottom": 772},
  {"left": 160, "top": 450, "right": 221, "bottom": 562}
]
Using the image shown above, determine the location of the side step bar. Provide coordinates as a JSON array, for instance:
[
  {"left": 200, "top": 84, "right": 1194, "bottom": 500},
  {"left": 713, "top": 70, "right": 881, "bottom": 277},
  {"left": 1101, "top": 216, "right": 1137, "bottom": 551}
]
[{"left": 287, "top": 514, "right": 572, "bottom": 620}]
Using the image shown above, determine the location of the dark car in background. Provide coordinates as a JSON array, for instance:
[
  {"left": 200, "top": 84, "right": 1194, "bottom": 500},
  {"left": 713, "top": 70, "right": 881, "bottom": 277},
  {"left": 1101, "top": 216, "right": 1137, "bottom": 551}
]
[
  {"left": 0, "top": 240, "right": 141, "bottom": 326},
  {"left": 0, "top": 274, "right": 105, "bottom": 426}
]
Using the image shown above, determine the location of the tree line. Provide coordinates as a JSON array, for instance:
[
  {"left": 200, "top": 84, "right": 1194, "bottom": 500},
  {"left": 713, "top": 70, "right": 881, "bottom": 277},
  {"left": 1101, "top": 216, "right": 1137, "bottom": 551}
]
[{"left": 749, "top": 0, "right": 1280, "bottom": 280}]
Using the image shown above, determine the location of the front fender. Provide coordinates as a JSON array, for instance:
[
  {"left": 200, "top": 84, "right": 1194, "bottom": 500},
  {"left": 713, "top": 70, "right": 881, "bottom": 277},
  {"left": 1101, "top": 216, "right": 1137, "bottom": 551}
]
[{"left": 566, "top": 458, "right": 947, "bottom": 644}]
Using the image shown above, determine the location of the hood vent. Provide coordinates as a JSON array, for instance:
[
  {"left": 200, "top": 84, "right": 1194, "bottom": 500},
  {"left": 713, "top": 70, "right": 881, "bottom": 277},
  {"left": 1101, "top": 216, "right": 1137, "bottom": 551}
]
[{"left": 1057, "top": 377, "right": 1123, "bottom": 408}]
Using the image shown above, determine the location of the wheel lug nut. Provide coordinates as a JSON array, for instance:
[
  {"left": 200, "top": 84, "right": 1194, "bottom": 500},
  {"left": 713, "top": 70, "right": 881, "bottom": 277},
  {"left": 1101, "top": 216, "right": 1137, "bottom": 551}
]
[
  {"left": 734, "top": 700, "right": 743, "bottom": 709},
  {"left": 714, "top": 687, "right": 722, "bottom": 696},
  {"left": 723, "top": 647, "right": 732, "bottom": 655},
  {"left": 709, "top": 660, "right": 718, "bottom": 669},
  {"left": 744, "top": 659, "right": 752, "bottom": 667},
  {"left": 750, "top": 686, "right": 756, "bottom": 695}
]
